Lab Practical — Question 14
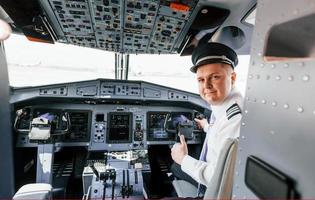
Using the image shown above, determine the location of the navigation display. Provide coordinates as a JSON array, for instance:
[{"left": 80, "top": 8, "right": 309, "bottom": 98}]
[
  {"left": 107, "top": 112, "right": 132, "bottom": 143},
  {"left": 32, "top": 109, "right": 68, "bottom": 131},
  {"left": 169, "top": 112, "right": 192, "bottom": 130},
  {"left": 147, "top": 112, "right": 169, "bottom": 140},
  {"left": 147, "top": 112, "right": 192, "bottom": 141}
]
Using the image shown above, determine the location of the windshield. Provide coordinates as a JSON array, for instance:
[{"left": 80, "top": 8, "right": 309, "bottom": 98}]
[{"left": 5, "top": 34, "right": 249, "bottom": 94}]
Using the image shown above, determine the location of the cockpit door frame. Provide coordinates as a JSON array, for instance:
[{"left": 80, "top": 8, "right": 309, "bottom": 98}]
[{"left": 0, "top": 41, "right": 14, "bottom": 197}]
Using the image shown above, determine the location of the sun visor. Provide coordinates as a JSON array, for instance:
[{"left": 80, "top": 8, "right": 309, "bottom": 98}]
[
  {"left": 191, "top": 6, "right": 230, "bottom": 30},
  {"left": 179, "top": 6, "right": 230, "bottom": 56},
  {"left": 1, "top": 0, "right": 55, "bottom": 44}
]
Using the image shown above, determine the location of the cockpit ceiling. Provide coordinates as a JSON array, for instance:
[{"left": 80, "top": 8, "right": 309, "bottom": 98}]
[
  {"left": 1, "top": 0, "right": 234, "bottom": 54},
  {"left": 2, "top": 0, "right": 194, "bottom": 54},
  {"left": 57, "top": 0, "right": 200, "bottom": 53},
  {"left": 44, "top": 0, "right": 200, "bottom": 54}
]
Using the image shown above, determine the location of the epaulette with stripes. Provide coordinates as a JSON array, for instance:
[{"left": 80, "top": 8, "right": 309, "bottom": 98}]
[{"left": 226, "top": 103, "right": 242, "bottom": 120}]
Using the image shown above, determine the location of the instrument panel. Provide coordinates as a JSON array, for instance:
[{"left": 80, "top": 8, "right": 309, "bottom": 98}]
[
  {"left": 12, "top": 79, "right": 209, "bottom": 151},
  {"left": 14, "top": 104, "right": 204, "bottom": 150}
]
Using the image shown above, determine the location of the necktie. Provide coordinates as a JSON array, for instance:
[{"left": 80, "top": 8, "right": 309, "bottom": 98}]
[
  {"left": 199, "top": 114, "right": 216, "bottom": 161},
  {"left": 197, "top": 114, "right": 215, "bottom": 196},
  {"left": 199, "top": 135, "right": 208, "bottom": 161}
]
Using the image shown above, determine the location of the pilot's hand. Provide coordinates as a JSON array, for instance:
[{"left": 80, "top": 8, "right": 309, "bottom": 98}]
[
  {"left": 194, "top": 118, "right": 208, "bottom": 130},
  {"left": 171, "top": 135, "right": 188, "bottom": 165}
]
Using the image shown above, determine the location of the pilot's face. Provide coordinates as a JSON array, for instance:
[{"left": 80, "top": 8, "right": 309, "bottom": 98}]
[{"left": 196, "top": 63, "right": 236, "bottom": 105}]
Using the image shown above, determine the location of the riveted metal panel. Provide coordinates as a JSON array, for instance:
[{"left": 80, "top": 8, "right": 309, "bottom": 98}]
[{"left": 233, "top": 0, "right": 315, "bottom": 198}]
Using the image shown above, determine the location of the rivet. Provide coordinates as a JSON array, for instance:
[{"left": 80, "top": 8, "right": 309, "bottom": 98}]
[
  {"left": 284, "top": 63, "right": 289, "bottom": 68},
  {"left": 297, "top": 106, "right": 304, "bottom": 113},
  {"left": 236, "top": 185, "right": 239, "bottom": 189},
  {"left": 270, "top": 130, "right": 275, "bottom": 135},
  {"left": 258, "top": 52, "right": 262, "bottom": 56},
  {"left": 249, "top": 74, "right": 253, "bottom": 79},
  {"left": 244, "top": 110, "right": 248, "bottom": 114},
  {"left": 271, "top": 64, "right": 276, "bottom": 69},
  {"left": 272, "top": 101, "right": 277, "bottom": 107},
  {"left": 261, "top": 99, "right": 266, "bottom": 104},
  {"left": 260, "top": 63, "right": 265, "bottom": 68},
  {"left": 235, "top": 172, "right": 239, "bottom": 176},
  {"left": 256, "top": 74, "right": 260, "bottom": 79},
  {"left": 313, "top": 110, "right": 315, "bottom": 115},
  {"left": 299, "top": 62, "right": 305, "bottom": 67},
  {"left": 247, "top": 86, "right": 251, "bottom": 90},
  {"left": 293, "top": 9, "right": 299, "bottom": 15},
  {"left": 288, "top": 76, "right": 294, "bottom": 81},
  {"left": 241, "top": 135, "right": 246, "bottom": 139},
  {"left": 238, "top": 160, "right": 242, "bottom": 164},
  {"left": 302, "top": 75, "right": 310, "bottom": 82},
  {"left": 275, "top": 75, "right": 281, "bottom": 81},
  {"left": 233, "top": 195, "right": 237, "bottom": 198},
  {"left": 241, "top": 122, "right": 246, "bottom": 126},
  {"left": 266, "top": 75, "right": 270, "bottom": 80},
  {"left": 283, "top": 104, "right": 289, "bottom": 109},
  {"left": 253, "top": 98, "right": 257, "bottom": 102},
  {"left": 252, "top": 61, "right": 255, "bottom": 66},
  {"left": 246, "top": 97, "right": 250, "bottom": 101}
]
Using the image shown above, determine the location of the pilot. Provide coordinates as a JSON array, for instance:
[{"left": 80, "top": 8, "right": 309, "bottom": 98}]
[{"left": 171, "top": 42, "right": 244, "bottom": 196}]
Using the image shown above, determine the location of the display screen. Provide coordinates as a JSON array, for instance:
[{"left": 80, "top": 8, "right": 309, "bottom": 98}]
[
  {"left": 147, "top": 112, "right": 192, "bottom": 141},
  {"left": 32, "top": 109, "right": 68, "bottom": 131},
  {"left": 107, "top": 112, "right": 132, "bottom": 143},
  {"left": 95, "top": 113, "right": 105, "bottom": 122},
  {"left": 169, "top": 112, "right": 192, "bottom": 129},
  {"left": 147, "top": 112, "right": 168, "bottom": 140},
  {"left": 31, "top": 109, "right": 90, "bottom": 141}
]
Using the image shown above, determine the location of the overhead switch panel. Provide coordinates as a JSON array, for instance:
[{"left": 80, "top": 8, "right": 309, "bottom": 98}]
[{"left": 42, "top": 0, "right": 199, "bottom": 54}]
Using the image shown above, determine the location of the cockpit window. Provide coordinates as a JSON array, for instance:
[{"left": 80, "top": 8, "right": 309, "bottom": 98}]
[
  {"left": 5, "top": 33, "right": 249, "bottom": 94},
  {"left": 5, "top": 34, "right": 115, "bottom": 86},
  {"left": 243, "top": 7, "right": 256, "bottom": 26}
]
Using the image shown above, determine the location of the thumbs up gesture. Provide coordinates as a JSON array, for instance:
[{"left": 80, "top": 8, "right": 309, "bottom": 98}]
[{"left": 171, "top": 134, "right": 188, "bottom": 165}]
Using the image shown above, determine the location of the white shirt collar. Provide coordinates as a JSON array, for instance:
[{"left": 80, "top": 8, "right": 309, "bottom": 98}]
[{"left": 210, "top": 88, "right": 243, "bottom": 120}]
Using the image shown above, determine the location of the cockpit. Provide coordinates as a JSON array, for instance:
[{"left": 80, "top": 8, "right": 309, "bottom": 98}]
[
  {"left": 11, "top": 77, "right": 210, "bottom": 198},
  {"left": 0, "top": 0, "right": 260, "bottom": 199}
]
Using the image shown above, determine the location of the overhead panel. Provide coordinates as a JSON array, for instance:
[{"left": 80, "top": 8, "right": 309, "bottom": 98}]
[
  {"left": 90, "top": 0, "right": 121, "bottom": 51},
  {"left": 147, "top": 0, "right": 194, "bottom": 53},
  {"left": 148, "top": 15, "right": 185, "bottom": 53},
  {"left": 43, "top": 0, "right": 199, "bottom": 54},
  {"left": 48, "top": 0, "right": 96, "bottom": 48},
  {"left": 123, "top": 0, "right": 158, "bottom": 53}
]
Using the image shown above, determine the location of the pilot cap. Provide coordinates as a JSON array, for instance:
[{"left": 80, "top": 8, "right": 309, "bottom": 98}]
[{"left": 190, "top": 42, "right": 238, "bottom": 73}]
